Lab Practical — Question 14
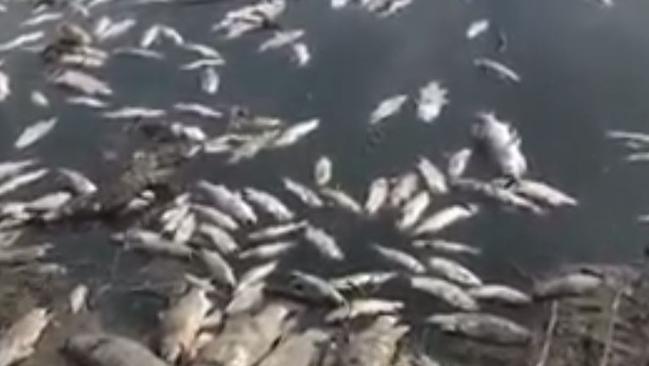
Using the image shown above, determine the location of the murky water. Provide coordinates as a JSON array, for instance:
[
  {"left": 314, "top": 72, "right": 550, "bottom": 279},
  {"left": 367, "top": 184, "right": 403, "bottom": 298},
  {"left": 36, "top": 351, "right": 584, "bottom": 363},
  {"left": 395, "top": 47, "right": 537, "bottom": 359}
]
[{"left": 2, "top": 0, "right": 649, "bottom": 364}]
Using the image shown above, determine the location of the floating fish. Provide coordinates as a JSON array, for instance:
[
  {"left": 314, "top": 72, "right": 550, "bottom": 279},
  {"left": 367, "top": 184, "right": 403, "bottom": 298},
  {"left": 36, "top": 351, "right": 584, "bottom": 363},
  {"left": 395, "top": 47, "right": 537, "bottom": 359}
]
[
  {"left": 426, "top": 256, "right": 482, "bottom": 287},
  {"left": 49, "top": 69, "right": 113, "bottom": 97},
  {"left": 182, "top": 43, "right": 224, "bottom": 60},
  {"left": 0, "top": 69, "right": 9, "bottom": 102},
  {"left": 64, "top": 333, "right": 168, "bottom": 366},
  {"left": 0, "top": 31, "right": 44, "bottom": 52},
  {"left": 117, "top": 229, "right": 192, "bottom": 259},
  {"left": 373, "top": 244, "right": 426, "bottom": 274},
  {"left": 0, "top": 160, "right": 37, "bottom": 182},
  {"left": 369, "top": 94, "right": 408, "bottom": 125},
  {"left": 21, "top": 12, "right": 63, "bottom": 27},
  {"left": 510, "top": 179, "right": 578, "bottom": 207},
  {"left": 426, "top": 312, "right": 531, "bottom": 345},
  {"left": 236, "top": 261, "right": 278, "bottom": 291},
  {"left": 314, "top": 156, "right": 333, "bottom": 186},
  {"left": 337, "top": 315, "right": 409, "bottom": 366},
  {"left": 0, "top": 307, "right": 51, "bottom": 366},
  {"left": 238, "top": 241, "right": 296, "bottom": 260},
  {"left": 467, "top": 284, "right": 531, "bottom": 306},
  {"left": 397, "top": 191, "right": 431, "bottom": 231},
  {"left": 474, "top": 58, "right": 521, "bottom": 83},
  {"left": 14, "top": 117, "right": 58, "bottom": 150},
  {"left": 413, "top": 203, "right": 480, "bottom": 236},
  {"left": 452, "top": 178, "right": 544, "bottom": 215},
  {"left": 69, "top": 284, "right": 89, "bottom": 314},
  {"left": 192, "top": 204, "right": 239, "bottom": 232},
  {"left": 276, "top": 270, "right": 346, "bottom": 306},
  {"left": 389, "top": 172, "right": 419, "bottom": 208},
  {"left": 102, "top": 106, "right": 166, "bottom": 120},
  {"left": 200, "top": 67, "right": 220, "bottom": 95},
  {"left": 158, "top": 25, "right": 184, "bottom": 46},
  {"left": 113, "top": 47, "right": 165, "bottom": 60},
  {"left": 447, "top": 148, "right": 473, "bottom": 180},
  {"left": 272, "top": 118, "right": 320, "bottom": 148},
  {"left": 330, "top": 271, "right": 398, "bottom": 291},
  {"left": 282, "top": 178, "right": 324, "bottom": 208},
  {"left": 533, "top": 271, "right": 603, "bottom": 300},
  {"left": 472, "top": 112, "right": 527, "bottom": 180},
  {"left": 410, "top": 276, "right": 479, "bottom": 311},
  {"left": 197, "top": 223, "right": 240, "bottom": 255},
  {"left": 65, "top": 96, "right": 109, "bottom": 109},
  {"left": 30, "top": 90, "right": 49, "bottom": 108},
  {"left": 291, "top": 42, "right": 311, "bottom": 68},
  {"left": 247, "top": 221, "right": 307, "bottom": 242},
  {"left": 198, "top": 181, "right": 258, "bottom": 225},
  {"left": 0, "top": 169, "right": 49, "bottom": 198},
  {"left": 412, "top": 239, "right": 481, "bottom": 256},
  {"left": 320, "top": 187, "right": 363, "bottom": 214},
  {"left": 416, "top": 81, "right": 448, "bottom": 123},
  {"left": 326, "top": 298, "right": 404, "bottom": 323},
  {"left": 180, "top": 58, "right": 226, "bottom": 70},
  {"left": 466, "top": 19, "right": 490, "bottom": 40},
  {"left": 416, "top": 157, "right": 448, "bottom": 195},
  {"left": 140, "top": 24, "right": 161, "bottom": 48},
  {"left": 303, "top": 225, "right": 344, "bottom": 261},
  {"left": 95, "top": 17, "right": 137, "bottom": 42},
  {"left": 243, "top": 187, "right": 295, "bottom": 222},
  {"left": 197, "top": 249, "right": 237, "bottom": 288},
  {"left": 259, "top": 29, "right": 304, "bottom": 52},
  {"left": 174, "top": 102, "right": 223, "bottom": 120}
]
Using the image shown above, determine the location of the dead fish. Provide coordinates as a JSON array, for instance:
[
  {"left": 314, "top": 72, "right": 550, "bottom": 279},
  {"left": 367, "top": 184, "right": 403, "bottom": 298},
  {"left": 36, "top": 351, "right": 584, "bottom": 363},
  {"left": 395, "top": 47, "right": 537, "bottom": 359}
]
[
  {"left": 236, "top": 261, "right": 278, "bottom": 291},
  {"left": 510, "top": 179, "right": 578, "bottom": 207},
  {"left": 117, "top": 229, "right": 192, "bottom": 259},
  {"left": 0, "top": 243, "right": 52, "bottom": 265},
  {"left": 0, "top": 69, "right": 8, "bottom": 102},
  {"left": 113, "top": 47, "right": 164, "bottom": 60},
  {"left": 426, "top": 256, "right": 482, "bottom": 287},
  {"left": 452, "top": 178, "right": 544, "bottom": 214},
  {"left": 21, "top": 12, "right": 63, "bottom": 27},
  {"left": 337, "top": 315, "right": 409, "bottom": 366},
  {"left": 173, "top": 213, "right": 197, "bottom": 244},
  {"left": 533, "top": 271, "right": 603, "bottom": 300},
  {"left": 197, "top": 223, "right": 239, "bottom": 255},
  {"left": 365, "top": 177, "right": 389, "bottom": 215},
  {"left": 416, "top": 81, "right": 448, "bottom": 123},
  {"left": 474, "top": 58, "right": 521, "bottom": 83},
  {"left": 606, "top": 129, "right": 649, "bottom": 145},
  {"left": 195, "top": 301, "right": 294, "bottom": 366},
  {"left": 69, "top": 284, "right": 89, "bottom": 314},
  {"left": 282, "top": 177, "right": 324, "bottom": 208},
  {"left": 63, "top": 333, "right": 168, "bottom": 366},
  {"left": 200, "top": 67, "right": 219, "bottom": 95},
  {"left": 58, "top": 168, "right": 98, "bottom": 195},
  {"left": 426, "top": 313, "right": 531, "bottom": 345},
  {"left": 227, "top": 283, "right": 266, "bottom": 316},
  {"left": 0, "top": 307, "right": 51, "bottom": 366},
  {"left": 472, "top": 112, "right": 527, "bottom": 179},
  {"left": 291, "top": 42, "right": 311, "bottom": 68},
  {"left": 331, "top": 0, "right": 350, "bottom": 9},
  {"left": 413, "top": 203, "right": 480, "bottom": 236},
  {"left": 446, "top": 147, "right": 473, "bottom": 180},
  {"left": 140, "top": 25, "right": 161, "bottom": 48},
  {"left": 274, "top": 270, "right": 346, "bottom": 306},
  {"left": 314, "top": 156, "right": 333, "bottom": 186},
  {"left": 243, "top": 187, "right": 295, "bottom": 222},
  {"left": 272, "top": 118, "right": 320, "bottom": 148},
  {"left": 412, "top": 239, "right": 481, "bottom": 256},
  {"left": 0, "top": 160, "right": 37, "bottom": 182},
  {"left": 416, "top": 157, "right": 448, "bottom": 195},
  {"left": 467, "top": 284, "right": 531, "bottom": 306},
  {"left": 174, "top": 102, "right": 223, "bottom": 120},
  {"left": 397, "top": 191, "right": 431, "bottom": 231},
  {"left": 257, "top": 329, "right": 329, "bottom": 366},
  {"left": 49, "top": 69, "right": 112, "bottom": 96},
  {"left": 0, "top": 169, "right": 49, "bottom": 198},
  {"left": 259, "top": 29, "right": 304, "bottom": 52},
  {"left": 410, "top": 276, "right": 479, "bottom": 311},
  {"left": 158, "top": 287, "right": 212, "bottom": 363},
  {"left": 303, "top": 225, "right": 344, "bottom": 261},
  {"left": 320, "top": 187, "right": 363, "bottom": 214},
  {"left": 180, "top": 58, "right": 226, "bottom": 70},
  {"left": 65, "top": 95, "right": 109, "bottom": 108},
  {"left": 227, "top": 131, "right": 280, "bottom": 164},
  {"left": 14, "top": 117, "right": 57, "bottom": 150},
  {"left": 30, "top": 90, "right": 49, "bottom": 108},
  {"left": 0, "top": 31, "right": 44, "bottom": 52},
  {"left": 466, "top": 19, "right": 490, "bottom": 39},
  {"left": 182, "top": 43, "right": 224, "bottom": 60},
  {"left": 0, "top": 230, "right": 22, "bottom": 249},
  {"left": 373, "top": 243, "right": 426, "bottom": 274},
  {"left": 158, "top": 25, "right": 184, "bottom": 46},
  {"left": 102, "top": 106, "right": 166, "bottom": 120},
  {"left": 56, "top": 23, "right": 93, "bottom": 46},
  {"left": 330, "top": 271, "right": 398, "bottom": 291},
  {"left": 389, "top": 172, "right": 420, "bottom": 207},
  {"left": 197, "top": 249, "right": 237, "bottom": 288},
  {"left": 23, "top": 191, "right": 72, "bottom": 212},
  {"left": 247, "top": 221, "right": 307, "bottom": 242},
  {"left": 198, "top": 181, "right": 258, "bottom": 225},
  {"left": 326, "top": 298, "right": 404, "bottom": 323},
  {"left": 191, "top": 204, "right": 239, "bottom": 232},
  {"left": 95, "top": 17, "right": 137, "bottom": 42},
  {"left": 369, "top": 94, "right": 408, "bottom": 125},
  {"left": 238, "top": 241, "right": 296, "bottom": 260}
]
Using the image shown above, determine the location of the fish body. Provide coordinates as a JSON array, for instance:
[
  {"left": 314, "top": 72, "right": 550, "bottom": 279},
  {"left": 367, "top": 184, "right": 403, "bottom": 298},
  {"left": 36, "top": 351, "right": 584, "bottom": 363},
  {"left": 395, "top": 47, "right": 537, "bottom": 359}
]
[
  {"left": 0, "top": 169, "right": 49, "bottom": 198},
  {"left": 466, "top": 19, "right": 490, "bottom": 39},
  {"left": 0, "top": 31, "right": 44, "bottom": 52},
  {"left": 30, "top": 91, "right": 49, "bottom": 108},
  {"left": 412, "top": 239, "right": 481, "bottom": 256},
  {"left": 272, "top": 118, "right": 320, "bottom": 148},
  {"left": 0, "top": 244, "right": 52, "bottom": 265},
  {"left": 337, "top": 315, "right": 409, "bottom": 366},
  {"left": 447, "top": 148, "right": 473, "bottom": 179},
  {"left": 365, "top": 177, "right": 389, "bottom": 215},
  {"left": 69, "top": 284, "right": 89, "bottom": 314},
  {"left": 326, "top": 298, "right": 404, "bottom": 323},
  {"left": 511, "top": 179, "right": 578, "bottom": 207},
  {"left": 197, "top": 223, "right": 239, "bottom": 255},
  {"left": 14, "top": 118, "right": 58, "bottom": 150},
  {"left": 314, "top": 156, "right": 333, "bottom": 186},
  {"left": 49, "top": 69, "right": 113, "bottom": 96},
  {"left": 200, "top": 67, "right": 220, "bottom": 95},
  {"left": 192, "top": 204, "right": 239, "bottom": 232},
  {"left": 198, "top": 181, "right": 258, "bottom": 225},
  {"left": 197, "top": 249, "right": 237, "bottom": 288},
  {"left": 247, "top": 221, "right": 307, "bottom": 242},
  {"left": 0, "top": 70, "right": 8, "bottom": 102},
  {"left": 291, "top": 43, "right": 311, "bottom": 67},
  {"left": 467, "top": 284, "right": 531, "bottom": 306},
  {"left": 452, "top": 178, "right": 544, "bottom": 214},
  {"left": 426, "top": 256, "right": 482, "bottom": 287},
  {"left": 427, "top": 313, "right": 531, "bottom": 345},
  {"left": 472, "top": 112, "right": 527, "bottom": 179},
  {"left": 271, "top": 271, "right": 346, "bottom": 306},
  {"left": 303, "top": 225, "right": 344, "bottom": 261},
  {"left": 238, "top": 241, "right": 296, "bottom": 260},
  {"left": 320, "top": 187, "right": 363, "bottom": 214},
  {"left": 282, "top": 178, "right": 323, "bottom": 208},
  {"left": 174, "top": 103, "right": 223, "bottom": 120},
  {"left": 118, "top": 229, "right": 192, "bottom": 259},
  {"left": 416, "top": 81, "right": 448, "bottom": 123},
  {"left": 416, "top": 157, "right": 448, "bottom": 195},
  {"left": 369, "top": 94, "right": 408, "bottom": 125},
  {"left": 413, "top": 204, "right": 479, "bottom": 236},
  {"left": 397, "top": 191, "right": 431, "bottom": 231},
  {"left": 410, "top": 276, "right": 479, "bottom": 311},
  {"left": 373, "top": 244, "right": 426, "bottom": 274},
  {"left": 533, "top": 272, "right": 603, "bottom": 300},
  {"left": 0, "top": 308, "right": 51, "bottom": 366},
  {"left": 259, "top": 29, "right": 304, "bottom": 52},
  {"left": 330, "top": 271, "right": 398, "bottom": 291},
  {"left": 64, "top": 333, "right": 168, "bottom": 366},
  {"left": 258, "top": 328, "right": 329, "bottom": 366},
  {"left": 474, "top": 58, "right": 521, "bottom": 83},
  {"left": 389, "top": 172, "right": 419, "bottom": 208},
  {"left": 243, "top": 187, "right": 294, "bottom": 222}
]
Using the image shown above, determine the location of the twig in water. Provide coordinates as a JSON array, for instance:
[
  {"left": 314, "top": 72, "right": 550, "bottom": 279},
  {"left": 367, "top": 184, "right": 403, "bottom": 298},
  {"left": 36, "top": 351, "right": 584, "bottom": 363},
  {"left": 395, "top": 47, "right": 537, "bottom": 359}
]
[{"left": 535, "top": 300, "right": 559, "bottom": 366}]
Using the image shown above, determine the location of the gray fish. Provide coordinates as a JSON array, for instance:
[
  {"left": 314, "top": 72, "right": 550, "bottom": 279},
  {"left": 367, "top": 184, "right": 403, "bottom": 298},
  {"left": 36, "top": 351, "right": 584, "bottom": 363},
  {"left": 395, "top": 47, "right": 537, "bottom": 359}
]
[
  {"left": 467, "top": 284, "right": 531, "bottom": 306},
  {"left": 197, "top": 248, "right": 237, "bottom": 288},
  {"left": 446, "top": 148, "right": 473, "bottom": 180},
  {"left": 0, "top": 69, "right": 8, "bottom": 102},
  {"left": 192, "top": 204, "right": 239, "bottom": 232},
  {"left": 472, "top": 112, "right": 528, "bottom": 180},
  {"left": 416, "top": 157, "right": 448, "bottom": 195},
  {"left": 326, "top": 298, "right": 404, "bottom": 323},
  {"left": 336, "top": 315, "right": 409, "bottom": 366},
  {"left": 291, "top": 42, "right": 311, "bottom": 68},
  {"left": 0, "top": 307, "right": 51, "bottom": 366},
  {"left": 510, "top": 179, "right": 578, "bottom": 207},
  {"left": 389, "top": 172, "right": 419, "bottom": 208},
  {"left": 426, "top": 256, "right": 482, "bottom": 287},
  {"left": 533, "top": 271, "right": 603, "bottom": 300},
  {"left": 273, "top": 270, "right": 346, "bottom": 306},
  {"left": 409, "top": 276, "right": 479, "bottom": 311},
  {"left": 303, "top": 225, "right": 344, "bottom": 261},
  {"left": 413, "top": 203, "right": 480, "bottom": 236},
  {"left": 200, "top": 67, "right": 220, "bottom": 95},
  {"left": 330, "top": 271, "right": 398, "bottom": 291},
  {"left": 102, "top": 106, "right": 165, "bottom": 120},
  {"left": 196, "top": 223, "right": 239, "bottom": 255},
  {"left": 227, "top": 283, "right": 266, "bottom": 315},
  {"left": 243, "top": 187, "right": 295, "bottom": 222},
  {"left": 412, "top": 239, "right": 481, "bottom": 256},
  {"left": 174, "top": 102, "right": 223, "bottom": 120},
  {"left": 426, "top": 313, "right": 531, "bottom": 345},
  {"left": 272, "top": 118, "right": 320, "bottom": 148},
  {"left": 49, "top": 69, "right": 113, "bottom": 97},
  {"left": 29, "top": 90, "right": 49, "bottom": 108},
  {"left": 474, "top": 58, "right": 521, "bottom": 83},
  {"left": 58, "top": 168, "right": 98, "bottom": 195},
  {"left": 259, "top": 29, "right": 305, "bottom": 53},
  {"left": 247, "top": 221, "right": 307, "bottom": 242},
  {"left": 0, "top": 160, "right": 37, "bottom": 182},
  {"left": 397, "top": 191, "right": 431, "bottom": 231},
  {"left": 14, "top": 117, "right": 58, "bottom": 150},
  {"left": 369, "top": 94, "right": 408, "bottom": 125},
  {"left": 182, "top": 43, "right": 224, "bottom": 60},
  {"left": 282, "top": 178, "right": 323, "bottom": 208},
  {"left": 236, "top": 261, "right": 278, "bottom": 291},
  {"left": 117, "top": 229, "right": 192, "bottom": 259},
  {"left": 69, "top": 284, "right": 89, "bottom": 314},
  {"left": 0, "top": 169, "right": 49, "bottom": 198},
  {"left": 238, "top": 241, "right": 296, "bottom": 260},
  {"left": 320, "top": 187, "right": 363, "bottom": 214},
  {"left": 63, "top": 333, "right": 168, "bottom": 366},
  {"left": 314, "top": 156, "right": 333, "bottom": 187},
  {"left": 258, "top": 329, "right": 329, "bottom": 366},
  {"left": 373, "top": 244, "right": 426, "bottom": 274},
  {"left": 452, "top": 178, "right": 544, "bottom": 214},
  {"left": 0, "top": 31, "right": 44, "bottom": 52},
  {"left": 65, "top": 96, "right": 109, "bottom": 109},
  {"left": 198, "top": 181, "right": 258, "bottom": 225},
  {"left": 365, "top": 177, "right": 389, "bottom": 215}
]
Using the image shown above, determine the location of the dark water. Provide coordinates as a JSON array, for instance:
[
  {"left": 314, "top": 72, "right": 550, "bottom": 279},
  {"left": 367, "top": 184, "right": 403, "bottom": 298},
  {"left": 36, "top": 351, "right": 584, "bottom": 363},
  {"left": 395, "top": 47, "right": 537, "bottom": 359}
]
[{"left": 2, "top": 0, "right": 649, "bottom": 364}]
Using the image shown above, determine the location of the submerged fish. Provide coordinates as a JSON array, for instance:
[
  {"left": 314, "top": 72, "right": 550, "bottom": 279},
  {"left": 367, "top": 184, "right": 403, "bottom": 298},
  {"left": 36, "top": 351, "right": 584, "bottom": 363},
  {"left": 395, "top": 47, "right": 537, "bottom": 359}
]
[
  {"left": 416, "top": 81, "right": 448, "bottom": 123},
  {"left": 200, "top": 67, "right": 220, "bottom": 95},
  {"left": 30, "top": 91, "right": 49, "bottom": 108},
  {"left": 369, "top": 94, "right": 408, "bottom": 125},
  {"left": 14, "top": 117, "right": 58, "bottom": 150}
]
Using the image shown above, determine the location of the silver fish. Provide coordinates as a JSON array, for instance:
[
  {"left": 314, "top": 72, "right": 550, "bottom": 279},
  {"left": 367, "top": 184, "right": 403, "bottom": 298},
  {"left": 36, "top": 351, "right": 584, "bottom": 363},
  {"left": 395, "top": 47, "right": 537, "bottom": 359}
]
[
  {"left": 198, "top": 181, "right": 258, "bottom": 225},
  {"left": 259, "top": 29, "right": 305, "bottom": 52},
  {"left": 413, "top": 203, "right": 480, "bottom": 236},
  {"left": 180, "top": 58, "right": 226, "bottom": 70},
  {"left": 416, "top": 81, "right": 448, "bottom": 123},
  {"left": 373, "top": 244, "right": 426, "bottom": 274},
  {"left": 453, "top": 178, "right": 544, "bottom": 214},
  {"left": 412, "top": 239, "right": 481, "bottom": 256},
  {"left": 173, "top": 213, "right": 197, "bottom": 244},
  {"left": 467, "top": 284, "right": 531, "bottom": 306},
  {"left": 243, "top": 187, "right": 295, "bottom": 222},
  {"left": 0, "top": 160, "right": 37, "bottom": 182},
  {"left": 49, "top": 69, "right": 113, "bottom": 96},
  {"left": 197, "top": 223, "right": 239, "bottom": 255},
  {"left": 389, "top": 172, "right": 419, "bottom": 207},
  {"left": 95, "top": 18, "right": 137, "bottom": 42},
  {"left": 65, "top": 96, "right": 109, "bottom": 108},
  {"left": 369, "top": 94, "right": 408, "bottom": 125},
  {"left": 0, "top": 31, "right": 44, "bottom": 52},
  {"left": 158, "top": 287, "right": 212, "bottom": 363},
  {"left": 303, "top": 225, "right": 344, "bottom": 261},
  {"left": 158, "top": 25, "right": 184, "bottom": 46},
  {"left": 282, "top": 178, "right": 324, "bottom": 208},
  {"left": 291, "top": 42, "right": 311, "bottom": 68},
  {"left": 374, "top": 0, "right": 414, "bottom": 18},
  {"left": 197, "top": 249, "right": 237, "bottom": 288},
  {"left": 14, "top": 117, "right": 57, "bottom": 150},
  {"left": 140, "top": 24, "right": 161, "bottom": 48},
  {"left": 0, "top": 307, "right": 50, "bottom": 366},
  {"left": 29, "top": 90, "right": 49, "bottom": 108},
  {"left": 0, "top": 169, "right": 49, "bottom": 198},
  {"left": 472, "top": 111, "right": 527, "bottom": 179},
  {"left": 182, "top": 43, "right": 224, "bottom": 60},
  {"left": 426, "top": 256, "right": 482, "bottom": 287},
  {"left": 0, "top": 69, "right": 8, "bottom": 102},
  {"left": 447, "top": 148, "right": 473, "bottom": 180},
  {"left": 320, "top": 187, "right": 363, "bottom": 214},
  {"left": 397, "top": 190, "right": 430, "bottom": 231},
  {"left": 337, "top": 315, "right": 409, "bottom": 366},
  {"left": 118, "top": 229, "right": 192, "bottom": 259},
  {"left": 63, "top": 333, "right": 168, "bottom": 366},
  {"left": 238, "top": 241, "right": 296, "bottom": 260},
  {"left": 102, "top": 106, "right": 165, "bottom": 120},
  {"left": 247, "top": 221, "right": 307, "bottom": 242},
  {"left": 192, "top": 204, "right": 239, "bottom": 232},
  {"left": 58, "top": 168, "right": 98, "bottom": 195},
  {"left": 227, "top": 283, "right": 266, "bottom": 315},
  {"left": 21, "top": 12, "right": 63, "bottom": 27},
  {"left": 365, "top": 177, "right": 389, "bottom": 215},
  {"left": 410, "top": 276, "right": 479, "bottom": 311},
  {"left": 236, "top": 261, "right": 278, "bottom": 291},
  {"left": 258, "top": 329, "right": 329, "bottom": 366},
  {"left": 326, "top": 298, "right": 404, "bottom": 323},
  {"left": 466, "top": 19, "right": 490, "bottom": 39},
  {"left": 474, "top": 58, "right": 521, "bottom": 83},
  {"left": 200, "top": 67, "right": 219, "bottom": 95},
  {"left": 510, "top": 179, "right": 578, "bottom": 207},
  {"left": 174, "top": 102, "right": 223, "bottom": 120},
  {"left": 24, "top": 191, "right": 72, "bottom": 212},
  {"left": 330, "top": 271, "right": 398, "bottom": 291},
  {"left": 314, "top": 156, "right": 333, "bottom": 186},
  {"left": 278, "top": 270, "right": 346, "bottom": 306},
  {"left": 227, "top": 131, "right": 280, "bottom": 164},
  {"left": 69, "top": 284, "right": 89, "bottom": 314},
  {"left": 113, "top": 47, "right": 164, "bottom": 60},
  {"left": 272, "top": 118, "right": 320, "bottom": 148},
  {"left": 533, "top": 272, "right": 603, "bottom": 300},
  {"left": 416, "top": 157, "right": 448, "bottom": 195},
  {"left": 427, "top": 313, "right": 531, "bottom": 345}
]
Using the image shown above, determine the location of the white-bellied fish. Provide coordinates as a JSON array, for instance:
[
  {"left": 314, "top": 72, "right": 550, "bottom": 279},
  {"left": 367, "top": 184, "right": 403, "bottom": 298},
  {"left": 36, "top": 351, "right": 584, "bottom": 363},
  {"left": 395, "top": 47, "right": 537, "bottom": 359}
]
[
  {"left": 410, "top": 276, "right": 479, "bottom": 311},
  {"left": 272, "top": 118, "right": 320, "bottom": 148},
  {"left": 197, "top": 181, "right": 258, "bottom": 225},
  {"left": 314, "top": 156, "right": 333, "bottom": 186},
  {"left": 412, "top": 239, "right": 481, "bottom": 256},
  {"left": 0, "top": 307, "right": 51, "bottom": 366},
  {"left": 447, "top": 147, "right": 473, "bottom": 180},
  {"left": 200, "top": 67, "right": 219, "bottom": 95},
  {"left": 373, "top": 243, "right": 426, "bottom": 274},
  {"left": 243, "top": 187, "right": 295, "bottom": 222},
  {"left": 389, "top": 172, "right": 419, "bottom": 207},
  {"left": 397, "top": 191, "right": 431, "bottom": 231},
  {"left": 238, "top": 241, "right": 296, "bottom": 260},
  {"left": 467, "top": 284, "right": 531, "bottom": 306},
  {"left": 369, "top": 94, "right": 408, "bottom": 125},
  {"left": 474, "top": 58, "right": 521, "bottom": 83},
  {"left": 365, "top": 177, "right": 389, "bottom": 215},
  {"left": 413, "top": 203, "right": 480, "bottom": 236},
  {"left": 320, "top": 187, "right": 363, "bottom": 214},
  {"left": 247, "top": 221, "right": 307, "bottom": 242},
  {"left": 259, "top": 29, "right": 304, "bottom": 52},
  {"left": 197, "top": 249, "right": 236, "bottom": 289},
  {"left": 416, "top": 157, "right": 448, "bottom": 195},
  {"left": 466, "top": 19, "right": 490, "bottom": 39},
  {"left": 14, "top": 117, "right": 58, "bottom": 150},
  {"left": 303, "top": 225, "right": 344, "bottom": 261},
  {"left": 282, "top": 177, "right": 324, "bottom": 208},
  {"left": 427, "top": 313, "right": 531, "bottom": 345},
  {"left": 426, "top": 256, "right": 482, "bottom": 287}
]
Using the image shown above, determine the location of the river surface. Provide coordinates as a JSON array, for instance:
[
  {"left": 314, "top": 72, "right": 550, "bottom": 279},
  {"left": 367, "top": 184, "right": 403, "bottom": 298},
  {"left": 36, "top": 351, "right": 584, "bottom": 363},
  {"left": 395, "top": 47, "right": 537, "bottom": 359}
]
[{"left": 2, "top": 0, "right": 649, "bottom": 364}]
